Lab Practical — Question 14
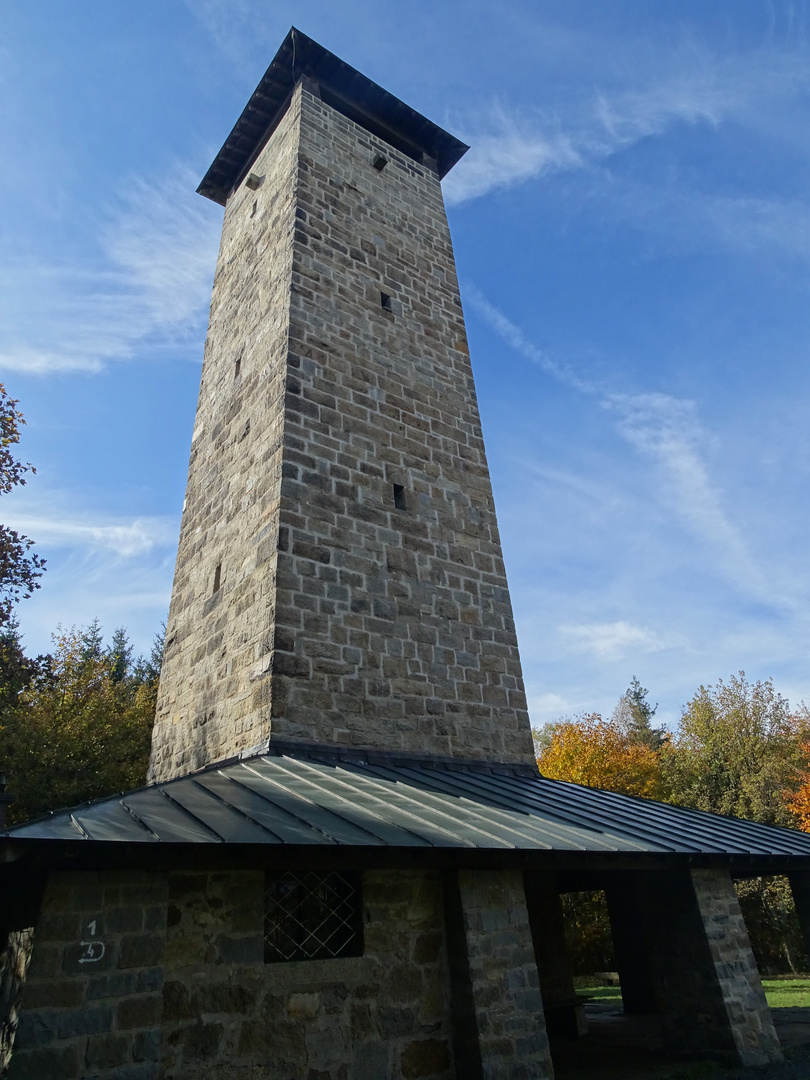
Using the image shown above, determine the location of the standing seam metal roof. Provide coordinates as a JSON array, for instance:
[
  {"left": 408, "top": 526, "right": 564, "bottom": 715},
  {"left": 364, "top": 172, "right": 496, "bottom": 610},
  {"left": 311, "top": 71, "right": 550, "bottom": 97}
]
[{"left": 7, "top": 748, "right": 810, "bottom": 858}]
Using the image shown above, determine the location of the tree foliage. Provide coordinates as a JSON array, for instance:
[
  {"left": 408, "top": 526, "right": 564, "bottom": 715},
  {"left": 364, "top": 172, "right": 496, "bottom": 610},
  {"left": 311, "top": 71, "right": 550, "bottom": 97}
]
[
  {"left": 537, "top": 712, "right": 663, "bottom": 799},
  {"left": 611, "top": 676, "right": 666, "bottom": 750},
  {"left": 0, "top": 623, "right": 158, "bottom": 824},
  {"left": 0, "top": 384, "right": 45, "bottom": 627},
  {"left": 662, "top": 673, "right": 805, "bottom": 827}
]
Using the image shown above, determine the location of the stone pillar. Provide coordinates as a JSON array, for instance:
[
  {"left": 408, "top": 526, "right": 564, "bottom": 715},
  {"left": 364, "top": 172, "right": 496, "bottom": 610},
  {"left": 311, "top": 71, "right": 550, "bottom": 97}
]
[
  {"left": 0, "top": 872, "right": 43, "bottom": 1074},
  {"left": 604, "top": 875, "right": 656, "bottom": 1014},
  {"left": 8, "top": 870, "right": 168, "bottom": 1080},
  {"left": 523, "top": 871, "right": 585, "bottom": 1037},
  {"left": 444, "top": 868, "right": 554, "bottom": 1079},
  {"left": 639, "top": 867, "right": 782, "bottom": 1067}
]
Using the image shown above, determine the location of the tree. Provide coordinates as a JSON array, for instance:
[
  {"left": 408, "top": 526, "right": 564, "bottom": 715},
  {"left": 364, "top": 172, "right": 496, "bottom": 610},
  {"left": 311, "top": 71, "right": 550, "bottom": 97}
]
[
  {"left": 0, "top": 384, "right": 45, "bottom": 626},
  {"left": 108, "top": 626, "right": 133, "bottom": 684},
  {"left": 611, "top": 676, "right": 666, "bottom": 750},
  {"left": 0, "top": 623, "right": 159, "bottom": 824},
  {"left": 662, "top": 673, "right": 804, "bottom": 827},
  {"left": 537, "top": 713, "right": 663, "bottom": 799}
]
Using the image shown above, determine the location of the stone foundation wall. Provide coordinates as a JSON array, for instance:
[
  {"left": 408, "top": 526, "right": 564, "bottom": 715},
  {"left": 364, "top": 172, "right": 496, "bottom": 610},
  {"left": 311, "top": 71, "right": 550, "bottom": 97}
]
[{"left": 8, "top": 870, "right": 168, "bottom": 1080}]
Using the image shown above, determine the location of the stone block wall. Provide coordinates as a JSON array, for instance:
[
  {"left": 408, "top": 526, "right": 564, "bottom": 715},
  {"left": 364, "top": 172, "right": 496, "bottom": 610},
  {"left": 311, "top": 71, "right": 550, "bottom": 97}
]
[
  {"left": 266, "top": 87, "right": 534, "bottom": 764},
  {"left": 7, "top": 866, "right": 462, "bottom": 1080},
  {"left": 148, "top": 86, "right": 301, "bottom": 783},
  {"left": 8, "top": 870, "right": 168, "bottom": 1080},
  {"left": 0, "top": 930, "right": 34, "bottom": 1074},
  {"left": 451, "top": 869, "right": 553, "bottom": 1080},
  {"left": 159, "top": 868, "right": 455, "bottom": 1080},
  {"left": 691, "top": 868, "right": 782, "bottom": 1067},
  {"left": 149, "top": 78, "right": 535, "bottom": 782},
  {"left": 636, "top": 867, "right": 782, "bottom": 1067}
]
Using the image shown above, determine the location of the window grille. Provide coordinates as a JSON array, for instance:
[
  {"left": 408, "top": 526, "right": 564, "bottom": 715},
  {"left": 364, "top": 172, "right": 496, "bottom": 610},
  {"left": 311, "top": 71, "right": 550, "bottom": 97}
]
[{"left": 264, "top": 871, "right": 362, "bottom": 962}]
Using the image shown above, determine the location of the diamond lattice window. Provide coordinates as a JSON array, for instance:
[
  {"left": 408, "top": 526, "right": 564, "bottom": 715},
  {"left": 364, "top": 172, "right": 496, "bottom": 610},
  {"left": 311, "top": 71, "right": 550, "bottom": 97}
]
[{"left": 264, "top": 871, "right": 362, "bottom": 963}]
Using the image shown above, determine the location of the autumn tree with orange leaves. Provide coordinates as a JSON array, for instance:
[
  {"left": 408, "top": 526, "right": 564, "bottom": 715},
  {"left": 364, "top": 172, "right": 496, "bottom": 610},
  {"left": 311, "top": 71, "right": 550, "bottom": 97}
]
[{"left": 537, "top": 712, "right": 663, "bottom": 799}]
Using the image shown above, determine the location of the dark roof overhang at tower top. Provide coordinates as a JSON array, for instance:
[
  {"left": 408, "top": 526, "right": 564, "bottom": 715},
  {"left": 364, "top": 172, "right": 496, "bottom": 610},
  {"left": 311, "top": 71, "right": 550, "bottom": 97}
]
[{"left": 198, "top": 27, "right": 470, "bottom": 206}]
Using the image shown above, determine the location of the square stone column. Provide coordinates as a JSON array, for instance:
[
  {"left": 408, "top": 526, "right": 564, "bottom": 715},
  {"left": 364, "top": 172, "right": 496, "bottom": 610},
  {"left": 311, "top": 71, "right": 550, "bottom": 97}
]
[
  {"left": 524, "top": 871, "right": 585, "bottom": 1037},
  {"left": 638, "top": 867, "right": 782, "bottom": 1067},
  {"left": 444, "top": 868, "right": 554, "bottom": 1079}
]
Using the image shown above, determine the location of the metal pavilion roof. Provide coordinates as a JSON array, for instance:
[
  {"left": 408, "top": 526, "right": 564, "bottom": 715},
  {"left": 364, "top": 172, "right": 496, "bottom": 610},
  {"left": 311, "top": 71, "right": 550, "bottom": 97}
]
[
  {"left": 198, "top": 27, "right": 469, "bottom": 205},
  {"left": 6, "top": 745, "right": 810, "bottom": 861}
]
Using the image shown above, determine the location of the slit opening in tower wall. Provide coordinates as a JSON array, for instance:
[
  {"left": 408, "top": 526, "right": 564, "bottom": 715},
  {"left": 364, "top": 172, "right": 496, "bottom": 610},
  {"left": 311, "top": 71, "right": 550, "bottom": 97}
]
[
  {"left": 372, "top": 153, "right": 388, "bottom": 171},
  {"left": 212, "top": 563, "right": 222, "bottom": 594},
  {"left": 380, "top": 291, "right": 393, "bottom": 312},
  {"left": 234, "top": 357, "right": 241, "bottom": 377},
  {"left": 393, "top": 484, "right": 407, "bottom": 511}
]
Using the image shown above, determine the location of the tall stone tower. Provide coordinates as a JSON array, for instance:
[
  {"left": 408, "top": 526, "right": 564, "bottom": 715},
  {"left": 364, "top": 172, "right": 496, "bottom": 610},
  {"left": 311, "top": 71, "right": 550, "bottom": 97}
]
[{"left": 149, "top": 29, "right": 535, "bottom": 783}]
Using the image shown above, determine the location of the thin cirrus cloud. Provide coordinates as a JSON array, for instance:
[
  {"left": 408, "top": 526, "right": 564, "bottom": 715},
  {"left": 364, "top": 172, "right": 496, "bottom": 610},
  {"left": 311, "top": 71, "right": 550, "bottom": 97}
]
[
  {"left": 0, "top": 166, "right": 221, "bottom": 376},
  {"left": 467, "top": 288, "right": 759, "bottom": 591},
  {"left": 560, "top": 620, "right": 665, "bottom": 662},
  {"left": 3, "top": 509, "right": 177, "bottom": 559},
  {"left": 443, "top": 42, "right": 810, "bottom": 207}
]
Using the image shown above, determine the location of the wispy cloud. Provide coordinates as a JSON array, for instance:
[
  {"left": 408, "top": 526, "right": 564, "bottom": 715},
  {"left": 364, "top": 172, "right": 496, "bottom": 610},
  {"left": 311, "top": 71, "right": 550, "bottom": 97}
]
[
  {"left": 0, "top": 165, "right": 221, "bottom": 375},
  {"left": 470, "top": 291, "right": 759, "bottom": 584},
  {"left": 3, "top": 510, "right": 177, "bottom": 559},
  {"left": 464, "top": 284, "right": 596, "bottom": 394},
  {"left": 444, "top": 43, "right": 810, "bottom": 206},
  {"left": 561, "top": 620, "right": 665, "bottom": 661}
]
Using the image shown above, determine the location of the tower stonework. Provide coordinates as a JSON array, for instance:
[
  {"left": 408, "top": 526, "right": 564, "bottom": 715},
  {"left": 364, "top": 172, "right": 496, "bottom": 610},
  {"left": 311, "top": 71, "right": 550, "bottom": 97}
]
[{"left": 149, "top": 60, "right": 535, "bottom": 782}]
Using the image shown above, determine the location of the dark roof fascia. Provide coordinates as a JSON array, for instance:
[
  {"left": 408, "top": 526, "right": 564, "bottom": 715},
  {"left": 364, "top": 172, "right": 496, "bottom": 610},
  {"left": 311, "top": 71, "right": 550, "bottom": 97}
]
[
  {"left": 4, "top": 834, "right": 808, "bottom": 884},
  {"left": 198, "top": 27, "right": 469, "bottom": 205}
]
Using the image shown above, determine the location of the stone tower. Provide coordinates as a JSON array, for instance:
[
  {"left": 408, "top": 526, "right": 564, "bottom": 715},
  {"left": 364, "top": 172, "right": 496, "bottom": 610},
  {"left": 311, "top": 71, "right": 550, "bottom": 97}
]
[{"left": 148, "top": 29, "right": 535, "bottom": 783}]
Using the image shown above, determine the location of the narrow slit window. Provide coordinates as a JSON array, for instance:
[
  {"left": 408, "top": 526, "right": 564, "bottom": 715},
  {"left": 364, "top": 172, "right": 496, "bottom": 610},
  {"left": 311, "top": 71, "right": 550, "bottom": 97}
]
[
  {"left": 212, "top": 563, "right": 222, "bottom": 594},
  {"left": 372, "top": 153, "right": 388, "bottom": 171},
  {"left": 393, "top": 484, "right": 406, "bottom": 511},
  {"left": 234, "top": 357, "right": 241, "bottom": 377},
  {"left": 381, "top": 292, "right": 393, "bottom": 312}
]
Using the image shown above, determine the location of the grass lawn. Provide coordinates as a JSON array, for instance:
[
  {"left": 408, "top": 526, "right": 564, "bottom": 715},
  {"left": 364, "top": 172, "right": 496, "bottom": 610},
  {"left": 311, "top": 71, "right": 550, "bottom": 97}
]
[{"left": 575, "top": 977, "right": 810, "bottom": 1008}]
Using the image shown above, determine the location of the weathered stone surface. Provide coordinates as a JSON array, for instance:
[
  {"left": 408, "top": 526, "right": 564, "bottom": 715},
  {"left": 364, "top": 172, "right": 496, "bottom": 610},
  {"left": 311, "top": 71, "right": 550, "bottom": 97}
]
[
  {"left": 454, "top": 869, "right": 554, "bottom": 1080},
  {"left": 148, "top": 81, "right": 535, "bottom": 782},
  {"left": 7, "top": 871, "right": 168, "bottom": 1080},
  {"left": 625, "top": 867, "right": 783, "bottom": 1067},
  {"left": 159, "top": 868, "right": 454, "bottom": 1080}
]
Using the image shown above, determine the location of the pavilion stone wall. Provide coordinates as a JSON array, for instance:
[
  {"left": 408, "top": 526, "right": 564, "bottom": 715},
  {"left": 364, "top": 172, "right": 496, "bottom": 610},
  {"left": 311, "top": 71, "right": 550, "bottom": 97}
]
[
  {"left": 8, "top": 867, "right": 457, "bottom": 1080},
  {"left": 159, "top": 868, "right": 454, "bottom": 1080},
  {"left": 8, "top": 870, "right": 168, "bottom": 1080}
]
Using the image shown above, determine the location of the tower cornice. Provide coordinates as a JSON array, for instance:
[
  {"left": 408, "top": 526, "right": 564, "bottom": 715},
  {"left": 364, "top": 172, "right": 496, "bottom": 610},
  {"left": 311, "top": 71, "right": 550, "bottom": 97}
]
[{"left": 198, "top": 26, "right": 469, "bottom": 205}]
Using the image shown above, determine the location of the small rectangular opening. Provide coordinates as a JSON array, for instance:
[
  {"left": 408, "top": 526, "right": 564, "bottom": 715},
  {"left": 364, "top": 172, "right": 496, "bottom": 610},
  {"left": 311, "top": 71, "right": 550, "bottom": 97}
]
[
  {"left": 372, "top": 153, "right": 388, "bottom": 171},
  {"left": 212, "top": 563, "right": 222, "bottom": 594},
  {"left": 393, "top": 484, "right": 406, "bottom": 511},
  {"left": 234, "top": 357, "right": 241, "bottom": 377},
  {"left": 381, "top": 292, "right": 393, "bottom": 312}
]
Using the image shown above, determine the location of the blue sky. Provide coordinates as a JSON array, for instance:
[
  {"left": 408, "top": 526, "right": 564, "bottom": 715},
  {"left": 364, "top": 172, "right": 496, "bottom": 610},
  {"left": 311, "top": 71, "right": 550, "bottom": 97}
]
[{"left": 3, "top": 1, "right": 810, "bottom": 732}]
